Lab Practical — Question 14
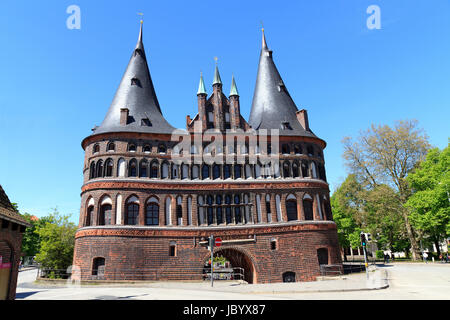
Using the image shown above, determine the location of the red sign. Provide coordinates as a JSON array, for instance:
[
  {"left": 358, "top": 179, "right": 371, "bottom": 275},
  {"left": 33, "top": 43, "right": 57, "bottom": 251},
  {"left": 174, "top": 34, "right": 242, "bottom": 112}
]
[{"left": 215, "top": 237, "right": 222, "bottom": 247}]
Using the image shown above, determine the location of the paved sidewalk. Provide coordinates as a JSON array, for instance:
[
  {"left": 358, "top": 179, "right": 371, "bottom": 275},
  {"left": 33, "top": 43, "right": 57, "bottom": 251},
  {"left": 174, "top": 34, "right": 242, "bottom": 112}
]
[{"left": 26, "top": 265, "right": 388, "bottom": 294}]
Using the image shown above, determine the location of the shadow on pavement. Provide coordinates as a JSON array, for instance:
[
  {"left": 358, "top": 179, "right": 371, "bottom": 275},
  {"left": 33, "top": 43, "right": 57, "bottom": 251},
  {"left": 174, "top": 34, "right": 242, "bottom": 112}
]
[{"left": 16, "top": 291, "right": 42, "bottom": 299}]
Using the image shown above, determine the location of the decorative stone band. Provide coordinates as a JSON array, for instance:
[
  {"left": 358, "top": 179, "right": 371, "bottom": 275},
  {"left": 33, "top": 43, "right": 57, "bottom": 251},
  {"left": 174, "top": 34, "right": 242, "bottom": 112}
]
[
  {"left": 81, "top": 179, "right": 330, "bottom": 194},
  {"left": 75, "top": 220, "right": 337, "bottom": 239}
]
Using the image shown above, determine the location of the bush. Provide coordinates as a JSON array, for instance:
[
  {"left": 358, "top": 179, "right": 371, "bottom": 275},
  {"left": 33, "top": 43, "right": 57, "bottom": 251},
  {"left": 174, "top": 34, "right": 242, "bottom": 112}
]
[{"left": 376, "top": 250, "right": 385, "bottom": 259}]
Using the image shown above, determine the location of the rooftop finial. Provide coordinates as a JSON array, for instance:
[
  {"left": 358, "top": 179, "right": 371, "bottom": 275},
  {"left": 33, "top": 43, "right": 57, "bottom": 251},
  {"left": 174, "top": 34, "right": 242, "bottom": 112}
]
[
  {"left": 230, "top": 74, "right": 239, "bottom": 96},
  {"left": 197, "top": 71, "right": 207, "bottom": 95},
  {"left": 213, "top": 57, "right": 222, "bottom": 86},
  {"left": 136, "top": 13, "right": 144, "bottom": 49},
  {"left": 261, "top": 21, "right": 268, "bottom": 50}
]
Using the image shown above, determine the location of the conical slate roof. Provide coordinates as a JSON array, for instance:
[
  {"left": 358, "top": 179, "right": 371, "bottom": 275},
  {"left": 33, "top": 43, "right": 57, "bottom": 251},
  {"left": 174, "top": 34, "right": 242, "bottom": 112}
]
[
  {"left": 92, "top": 22, "right": 176, "bottom": 135},
  {"left": 249, "top": 30, "right": 317, "bottom": 137}
]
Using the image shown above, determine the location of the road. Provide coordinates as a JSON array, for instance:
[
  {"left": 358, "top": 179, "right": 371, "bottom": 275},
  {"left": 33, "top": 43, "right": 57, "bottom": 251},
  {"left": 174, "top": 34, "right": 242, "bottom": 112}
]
[{"left": 15, "top": 263, "right": 450, "bottom": 300}]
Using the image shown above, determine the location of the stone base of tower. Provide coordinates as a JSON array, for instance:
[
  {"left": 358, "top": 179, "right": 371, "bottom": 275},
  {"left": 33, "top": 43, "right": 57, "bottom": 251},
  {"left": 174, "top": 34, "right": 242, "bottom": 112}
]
[{"left": 73, "top": 221, "right": 342, "bottom": 284}]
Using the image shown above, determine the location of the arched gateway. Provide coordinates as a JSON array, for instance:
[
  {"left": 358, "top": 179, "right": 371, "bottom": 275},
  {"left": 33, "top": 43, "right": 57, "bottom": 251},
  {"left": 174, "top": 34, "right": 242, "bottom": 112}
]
[{"left": 203, "top": 247, "right": 257, "bottom": 284}]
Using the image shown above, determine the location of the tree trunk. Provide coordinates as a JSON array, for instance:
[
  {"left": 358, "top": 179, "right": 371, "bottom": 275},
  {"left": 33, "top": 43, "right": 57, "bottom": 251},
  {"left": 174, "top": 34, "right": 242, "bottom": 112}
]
[{"left": 402, "top": 213, "right": 421, "bottom": 261}]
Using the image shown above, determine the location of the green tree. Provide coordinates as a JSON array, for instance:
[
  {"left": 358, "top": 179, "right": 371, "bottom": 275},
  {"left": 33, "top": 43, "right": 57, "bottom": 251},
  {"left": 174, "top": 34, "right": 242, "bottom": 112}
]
[
  {"left": 331, "top": 174, "right": 364, "bottom": 260},
  {"left": 342, "top": 119, "right": 430, "bottom": 260},
  {"left": 406, "top": 144, "right": 450, "bottom": 256},
  {"left": 34, "top": 209, "right": 77, "bottom": 272},
  {"left": 21, "top": 213, "right": 52, "bottom": 258}
]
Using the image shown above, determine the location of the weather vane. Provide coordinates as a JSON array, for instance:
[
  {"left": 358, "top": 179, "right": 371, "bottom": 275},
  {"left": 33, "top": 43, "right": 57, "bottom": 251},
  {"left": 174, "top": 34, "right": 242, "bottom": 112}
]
[
  {"left": 138, "top": 12, "right": 144, "bottom": 23},
  {"left": 214, "top": 56, "right": 218, "bottom": 65},
  {"left": 261, "top": 21, "right": 264, "bottom": 31}
]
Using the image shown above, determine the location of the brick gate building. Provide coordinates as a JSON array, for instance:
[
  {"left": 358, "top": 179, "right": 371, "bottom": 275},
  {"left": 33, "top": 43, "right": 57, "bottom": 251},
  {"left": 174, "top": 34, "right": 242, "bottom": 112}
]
[{"left": 73, "top": 22, "right": 342, "bottom": 284}]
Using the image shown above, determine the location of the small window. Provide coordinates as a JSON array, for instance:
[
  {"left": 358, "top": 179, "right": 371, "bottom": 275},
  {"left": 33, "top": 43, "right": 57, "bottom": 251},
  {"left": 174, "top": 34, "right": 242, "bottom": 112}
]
[
  {"left": 141, "top": 118, "right": 152, "bottom": 126},
  {"left": 128, "top": 144, "right": 136, "bottom": 152},
  {"left": 143, "top": 145, "right": 152, "bottom": 153},
  {"left": 131, "top": 77, "right": 141, "bottom": 87},
  {"left": 107, "top": 142, "right": 115, "bottom": 152},
  {"left": 93, "top": 144, "right": 100, "bottom": 154},
  {"left": 169, "top": 242, "right": 176, "bottom": 257},
  {"left": 270, "top": 239, "right": 277, "bottom": 250},
  {"left": 281, "top": 122, "right": 292, "bottom": 130},
  {"left": 2, "top": 219, "right": 9, "bottom": 229},
  {"left": 158, "top": 144, "right": 166, "bottom": 153}
]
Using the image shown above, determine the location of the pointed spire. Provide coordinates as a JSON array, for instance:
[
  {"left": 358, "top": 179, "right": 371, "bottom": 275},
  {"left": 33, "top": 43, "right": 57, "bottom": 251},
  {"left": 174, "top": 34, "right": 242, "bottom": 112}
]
[
  {"left": 136, "top": 19, "right": 144, "bottom": 50},
  {"left": 249, "top": 29, "right": 316, "bottom": 138},
  {"left": 197, "top": 72, "right": 207, "bottom": 95},
  {"left": 229, "top": 74, "right": 239, "bottom": 96},
  {"left": 212, "top": 57, "right": 222, "bottom": 86},
  {"left": 262, "top": 26, "right": 268, "bottom": 50},
  {"left": 93, "top": 21, "right": 175, "bottom": 135}
]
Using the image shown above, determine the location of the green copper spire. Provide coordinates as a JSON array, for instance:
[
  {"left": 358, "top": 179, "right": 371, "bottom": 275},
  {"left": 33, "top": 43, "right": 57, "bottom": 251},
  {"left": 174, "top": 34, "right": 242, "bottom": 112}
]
[
  {"left": 212, "top": 58, "right": 222, "bottom": 86},
  {"left": 229, "top": 74, "right": 239, "bottom": 96},
  {"left": 197, "top": 72, "right": 207, "bottom": 95}
]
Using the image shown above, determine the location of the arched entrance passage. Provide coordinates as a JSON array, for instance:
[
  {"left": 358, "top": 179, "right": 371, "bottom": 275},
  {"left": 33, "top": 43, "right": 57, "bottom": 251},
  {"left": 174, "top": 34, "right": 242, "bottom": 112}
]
[
  {"left": 0, "top": 240, "right": 13, "bottom": 300},
  {"left": 204, "top": 247, "right": 256, "bottom": 284}
]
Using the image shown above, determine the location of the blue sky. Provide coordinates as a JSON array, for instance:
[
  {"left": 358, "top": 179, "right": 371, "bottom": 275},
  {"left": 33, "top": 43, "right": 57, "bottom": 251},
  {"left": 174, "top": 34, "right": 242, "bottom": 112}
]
[{"left": 0, "top": 1, "right": 449, "bottom": 223}]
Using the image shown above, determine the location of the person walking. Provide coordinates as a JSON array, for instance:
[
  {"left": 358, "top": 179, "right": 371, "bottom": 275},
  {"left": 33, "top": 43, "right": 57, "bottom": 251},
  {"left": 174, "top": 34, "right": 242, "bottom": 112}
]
[{"left": 423, "top": 251, "right": 428, "bottom": 264}]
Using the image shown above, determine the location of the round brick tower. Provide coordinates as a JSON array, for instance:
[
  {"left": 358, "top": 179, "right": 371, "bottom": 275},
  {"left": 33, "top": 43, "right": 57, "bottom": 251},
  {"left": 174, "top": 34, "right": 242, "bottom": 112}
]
[{"left": 73, "top": 23, "right": 342, "bottom": 284}]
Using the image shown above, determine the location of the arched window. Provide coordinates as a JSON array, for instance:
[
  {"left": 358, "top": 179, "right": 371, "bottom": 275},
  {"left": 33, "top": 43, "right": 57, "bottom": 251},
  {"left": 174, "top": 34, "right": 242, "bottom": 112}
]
[
  {"left": 128, "top": 143, "right": 136, "bottom": 152},
  {"left": 202, "top": 164, "right": 210, "bottom": 180},
  {"left": 93, "top": 144, "right": 100, "bottom": 154},
  {"left": 105, "top": 159, "right": 114, "bottom": 177},
  {"left": 161, "top": 162, "right": 169, "bottom": 179},
  {"left": 245, "top": 164, "right": 252, "bottom": 179},
  {"left": 143, "top": 144, "right": 151, "bottom": 153},
  {"left": 86, "top": 206, "right": 94, "bottom": 226},
  {"left": 165, "top": 197, "right": 172, "bottom": 225},
  {"left": 311, "top": 162, "right": 317, "bottom": 178},
  {"left": 225, "top": 194, "right": 232, "bottom": 224},
  {"left": 234, "top": 164, "right": 242, "bottom": 179},
  {"left": 128, "top": 159, "right": 137, "bottom": 177},
  {"left": 117, "top": 158, "right": 126, "bottom": 177},
  {"left": 234, "top": 194, "right": 241, "bottom": 223},
  {"left": 150, "top": 161, "right": 159, "bottom": 178},
  {"left": 206, "top": 195, "right": 214, "bottom": 225},
  {"left": 223, "top": 165, "right": 231, "bottom": 179},
  {"left": 283, "top": 161, "right": 291, "bottom": 178},
  {"left": 301, "top": 161, "right": 309, "bottom": 177},
  {"left": 96, "top": 160, "right": 104, "bottom": 178},
  {"left": 318, "top": 164, "right": 326, "bottom": 181},
  {"left": 107, "top": 142, "right": 115, "bottom": 152},
  {"left": 181, "top": 163, "right": 189, "bottom": 179},
  {"left": 98, "top": 196, "right": 112, "bottom": 225},
  {"left": 294, "top": 144, "right": 301, "bottom": 155},
  {"left": 303, "top": 196, "right": 314, "bottom": 220},
  {"left": 307, "top": 145, "right": 314, "bottom": 156},
  {"left": 276, "top": 194, "right": 282, "bottom": 221},
  {"left": 216, "top": 195, "right": 223, "bottom": 224},
  {"left": 139, "top": 159, "right": 148, "bottom": 178},
  {"left": 187, "top": 196, "right": 192, "bottom": 225},
  {"left": 254, "top": 163, "right": 262, "bottom": 178},
  {"left": 171, "top": 164, "right": 179, "bottom": 179},
  {"left": 158, "top": 144, "right": 166, "bottom": 154},
  {"left": 265, "top": 194, "right": 272, "bottom": 222},
  {"left": 192, "top": 165, "right": 199, "bottom": 179},
  {"left": 286, "top": 198, "right": 298, "bottom": 221},
  {"left": 292, "top": 161, "right": 300, "bottom": 178},
  {"left": 213, "top": 164, "right": 221, "bottom": 180},
  {"left": 323, "top": 198, "right": 333, "bottom": 221},
  {"left": 89, "top": 162, "right": 96, "bottom": 179},
  {"left": 282, "top": 144, "right": 290, "bottom": 154},
  {"left": 176, "top": 196, "right": 182, "bottom": 225},
  {"left": 145, "top": 200, "right": 159, "bottom": 226},
  {"left": 197, "top": 196, "right": 204, "bottom": 225},
  {"left": 126, "top": 202, "right": 139, "bottom": 225}
]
